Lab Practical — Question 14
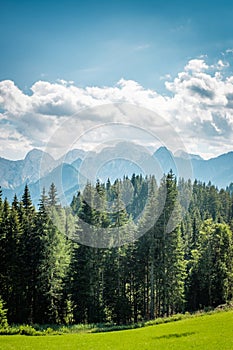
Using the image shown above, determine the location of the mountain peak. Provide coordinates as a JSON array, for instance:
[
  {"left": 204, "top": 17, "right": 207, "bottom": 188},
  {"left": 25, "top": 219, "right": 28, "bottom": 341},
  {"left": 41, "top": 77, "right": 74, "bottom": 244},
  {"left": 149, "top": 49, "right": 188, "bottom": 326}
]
[
  {"left": 24, "top": 148, "right": 45, "bottom": 160},
  {"left": 59, "top": 149, "right": 86, "bottom": 164},
  {"left": 24, "top": 148, "right": 55, "bottom": 162},
  {"left": 153, "top": 146, "right": 173, "bottom": 157},
  {"left": 174, "top": 149, "right": 203, "bottom": 160}
]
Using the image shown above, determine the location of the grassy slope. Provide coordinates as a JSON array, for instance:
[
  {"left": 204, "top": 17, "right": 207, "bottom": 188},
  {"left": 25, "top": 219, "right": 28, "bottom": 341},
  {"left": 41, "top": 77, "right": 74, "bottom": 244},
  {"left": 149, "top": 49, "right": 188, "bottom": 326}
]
[{"left": 0, "top": 310, "right": 232, "bottom": 350}]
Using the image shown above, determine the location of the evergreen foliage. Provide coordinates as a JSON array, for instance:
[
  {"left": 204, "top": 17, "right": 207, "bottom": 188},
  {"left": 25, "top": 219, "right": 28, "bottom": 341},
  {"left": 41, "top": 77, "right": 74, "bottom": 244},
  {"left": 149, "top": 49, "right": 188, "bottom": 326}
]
[
  {"left": 0, "top": 175, "right": 233, "bottom": 325},
  {"left": 0, "top": 296, "right": 8, "bottom": 328}
]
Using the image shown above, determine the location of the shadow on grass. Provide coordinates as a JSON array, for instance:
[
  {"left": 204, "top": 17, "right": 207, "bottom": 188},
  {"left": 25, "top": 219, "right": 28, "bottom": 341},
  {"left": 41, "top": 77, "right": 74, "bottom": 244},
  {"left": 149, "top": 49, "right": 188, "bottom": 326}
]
[{"left": 152, "top": 331, "right": 196, "bottom": 340}]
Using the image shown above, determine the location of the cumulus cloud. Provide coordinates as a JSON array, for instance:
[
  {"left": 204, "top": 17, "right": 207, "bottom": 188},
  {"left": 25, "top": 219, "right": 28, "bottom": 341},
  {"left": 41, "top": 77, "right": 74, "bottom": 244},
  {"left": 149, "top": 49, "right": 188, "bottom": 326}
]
[
  {"left": 1, "top": 58, "right": 233, "bottom": 159},
  {"left": 184, "top": 59, "right": 209, "bottom": 72},
  {"left": 217, "top": 60, "right": 229, "bottom": 69},
  {"left": 0, "top": 80, "right": 31, "bottom": 115}
]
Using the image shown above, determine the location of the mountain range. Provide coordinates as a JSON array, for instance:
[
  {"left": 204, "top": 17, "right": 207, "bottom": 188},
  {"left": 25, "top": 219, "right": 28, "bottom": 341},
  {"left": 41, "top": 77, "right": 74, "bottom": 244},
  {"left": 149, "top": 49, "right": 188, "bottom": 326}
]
[{"left": 1, "top": 144, "right": 233, "bottom": 205}]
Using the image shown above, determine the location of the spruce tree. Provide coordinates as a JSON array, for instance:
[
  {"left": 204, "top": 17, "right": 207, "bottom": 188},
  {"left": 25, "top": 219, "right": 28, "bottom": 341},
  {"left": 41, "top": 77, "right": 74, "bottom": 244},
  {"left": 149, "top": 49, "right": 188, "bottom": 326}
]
[
  {"left": 37, "top": 184, "right": 71, "bottom": 324},
  {"left": 0, "top": 296, "right": 8, "bottom": 328},
  {"left": 19, "top": 184, "right": 38, "bottom": 323},
  {"left": 192, "top": 220, "right": 233, "bottom": 308}
]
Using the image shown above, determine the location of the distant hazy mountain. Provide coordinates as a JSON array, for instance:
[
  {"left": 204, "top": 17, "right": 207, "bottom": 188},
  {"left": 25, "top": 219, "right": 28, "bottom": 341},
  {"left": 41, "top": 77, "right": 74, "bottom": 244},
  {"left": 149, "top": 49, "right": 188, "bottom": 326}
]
[
  {"left": 71, "top": 158, "right": 82, "bottom": 170},
  {"left": 29, "top": 163, "right": 80, "bottom": 206},
  {"left": 191, "top": 152, "right": 233, "bottom": 188},
  {"left": 58, "top": 149, "right": 86, "bottom": 164},
  {"left": 79, "top": 142, "right": 162, "bottom": 183},
  {"left": 174, "top": 149, "right": 203, "bottom": 161},
  {"left": 0, "top": 149, "right": 56, "bottom": 190},
  {"left": 153, "top": 146, "right": 178, "bottom": 175},
  {"left": 1, "top": 145, "right": 233, "bottom": 205}
]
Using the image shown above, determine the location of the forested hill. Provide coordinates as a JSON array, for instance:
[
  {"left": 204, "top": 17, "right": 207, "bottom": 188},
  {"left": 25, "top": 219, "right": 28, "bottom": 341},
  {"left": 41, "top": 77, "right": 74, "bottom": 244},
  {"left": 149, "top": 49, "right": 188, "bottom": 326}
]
[
  {"left": 0, "top": 172, "right": 233, "bottom": 326},
  {"left": 1, "top": 146, "right": 233, "bottom": 204}
]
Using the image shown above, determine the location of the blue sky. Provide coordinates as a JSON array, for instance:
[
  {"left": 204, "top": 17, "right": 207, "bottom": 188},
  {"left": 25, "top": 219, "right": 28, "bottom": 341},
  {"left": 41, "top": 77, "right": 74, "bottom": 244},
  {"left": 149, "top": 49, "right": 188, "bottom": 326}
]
[
  {"left": 1, "top": 0, "right": 233, "bottom": 160},
  {"left": 1, "top": 0, "right": 233, "bottom": 90}
]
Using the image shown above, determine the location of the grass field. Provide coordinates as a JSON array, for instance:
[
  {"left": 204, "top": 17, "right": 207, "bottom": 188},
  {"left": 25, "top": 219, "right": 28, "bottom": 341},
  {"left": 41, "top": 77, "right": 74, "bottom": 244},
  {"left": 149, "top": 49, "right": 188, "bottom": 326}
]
[{"left": 0, "top": 310, "right": 232, "bottom": 350}]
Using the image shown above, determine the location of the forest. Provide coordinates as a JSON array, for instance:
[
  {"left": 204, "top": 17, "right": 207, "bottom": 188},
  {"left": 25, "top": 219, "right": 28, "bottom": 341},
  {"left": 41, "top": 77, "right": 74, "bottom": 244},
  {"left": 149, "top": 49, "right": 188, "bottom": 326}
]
[{"left": 0, "top": 171, "right": 233, "bottom": 326}]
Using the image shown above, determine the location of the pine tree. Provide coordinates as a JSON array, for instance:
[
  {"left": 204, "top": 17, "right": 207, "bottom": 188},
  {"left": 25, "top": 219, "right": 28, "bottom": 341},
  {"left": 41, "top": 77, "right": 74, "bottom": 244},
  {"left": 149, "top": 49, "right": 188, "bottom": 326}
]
[
  {"left": 70, "top": 181, "right": 108, "bottom": 323},
  {"left": 0, "top": 199, "right": 11, "bottom": 312},
  {"left": 48, "top": 182, "right": 58, "bottom": 207},
  {"left": 106, "top": 180, "right": 132, "bottom": 324},
  {"left": 151, "top": 172, "right": 186, "bottom": 317},
  {"left": 192, "top": 220, "right": 233, "bottom": 308},
  {"left": 0, "top": 296, "right": 8, "bottom": 328},
  {"left": 136, "top": 175, "right": 158, "bottom": 319},
  {"left": 4, "top": 200, "right": 23, "bottom": 323},
  {"left": 18, "top": 184, "right": 38, "bottom": 323},
  {"left": 37, "top": 184, "right": 71, "bottom": 324}
]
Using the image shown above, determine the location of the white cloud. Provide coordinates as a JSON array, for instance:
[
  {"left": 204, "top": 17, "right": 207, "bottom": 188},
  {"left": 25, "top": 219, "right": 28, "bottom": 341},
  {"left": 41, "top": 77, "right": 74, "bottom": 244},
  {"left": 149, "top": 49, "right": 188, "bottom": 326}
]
[
  {"left": 0, "top": 80, "right": 31, "bottom": 115},
  {"left": 160, "top": 74, "right": 172, "bottom": 81},
  {"left": 184, "top": 59, "right": 209, "bottom": 72},
  {"left": 217, "top": 60, "right": 229, "bottom": 69},
  {"left": 1, "top": 58, "right": 233, "bottom": 159},
  {"left": 56, "top": 79, "right": 74, "bottom": 86}
]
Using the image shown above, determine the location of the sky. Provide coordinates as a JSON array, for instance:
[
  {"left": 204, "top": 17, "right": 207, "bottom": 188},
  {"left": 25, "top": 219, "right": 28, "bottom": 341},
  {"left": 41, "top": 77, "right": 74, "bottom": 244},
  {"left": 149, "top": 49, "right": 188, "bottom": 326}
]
[{"left": 1, "top": 0, "right": 233, "bottom": 160}]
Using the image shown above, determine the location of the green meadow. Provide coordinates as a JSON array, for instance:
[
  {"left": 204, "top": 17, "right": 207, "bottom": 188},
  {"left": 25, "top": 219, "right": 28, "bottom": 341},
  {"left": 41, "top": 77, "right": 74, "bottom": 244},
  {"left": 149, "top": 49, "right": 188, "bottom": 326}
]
[{"left": 0, "top": 310, "right": 232, "bottom": 350}]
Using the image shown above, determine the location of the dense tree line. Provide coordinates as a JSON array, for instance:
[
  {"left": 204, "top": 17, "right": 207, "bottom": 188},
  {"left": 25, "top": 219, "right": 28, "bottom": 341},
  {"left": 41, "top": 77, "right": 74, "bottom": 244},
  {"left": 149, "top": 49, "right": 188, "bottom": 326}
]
[{"left": 0, "top": 173, "right": 233, "bottom": 325}]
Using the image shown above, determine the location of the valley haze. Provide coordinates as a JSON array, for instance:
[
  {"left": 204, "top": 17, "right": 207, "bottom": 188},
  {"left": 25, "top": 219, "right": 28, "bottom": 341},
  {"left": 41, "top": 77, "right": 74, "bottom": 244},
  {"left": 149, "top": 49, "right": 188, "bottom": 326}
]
[{"left": 1, "top": 145, "right": 233, "bottom": 206}]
